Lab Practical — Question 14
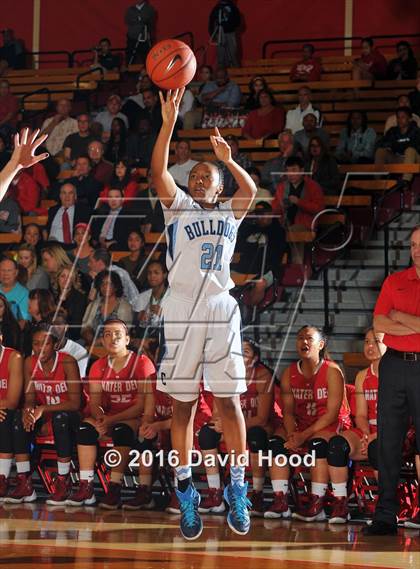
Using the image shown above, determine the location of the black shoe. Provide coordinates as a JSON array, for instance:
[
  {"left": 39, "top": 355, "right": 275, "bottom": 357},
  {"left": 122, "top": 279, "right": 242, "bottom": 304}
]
[{"left": 362, "top": 520, "right": 398, "bottom": 536}]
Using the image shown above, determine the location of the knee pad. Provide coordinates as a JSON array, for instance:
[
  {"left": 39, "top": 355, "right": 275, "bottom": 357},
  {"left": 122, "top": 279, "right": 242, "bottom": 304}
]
[
  {"left": 307, "top": 437, "right": 328, "bottom": 459},
  {"left": 327, "top": 435, "right": 351, "bottom": 467},
  {"left": 247, "top": 425, "right": 268, "bottom": 453},
  {"left": 268, "top": 436, "right": 289, "bottom": 457},
  {"left": 0, "top": 410, "right": 14, "bottom": 453},
  {"left": 111, "top": 423, "right": 135, "bottom": 447},
  {"left": 198, "top": 423, "right": 222, "bottom": 451},
  {"left": 367, "top": 438, "right": 378, "bottom": 470},
  {"left": 77, "top": 422, "right": 99, "bottom": 446},
  {"left": 51, "top": 411, "right": 71, "bottom": 433}
]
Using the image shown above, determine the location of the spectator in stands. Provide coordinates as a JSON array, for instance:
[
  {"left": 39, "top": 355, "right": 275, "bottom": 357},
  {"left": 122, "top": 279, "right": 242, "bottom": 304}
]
[
  {"left": 104, "top": 118, "right": 128, "bottom": 163},
  {"left": 384, "top": 94, "right": 420, "bottom": 133},
  {"left": 272, "top": 155, "right": 325, "bottom": 230},
  {"left": 294, "top": 112, "right": 329, "bottom": 158},
  {"left": 261, "top": 130, "right": 296, "bottom": 192},
  {"left": 121, "top": 76, "right": 146, "bottom": 130},
  {"left": 217, "top": 134, "right": 253, "bottom": 197},
  {"left": 23, "top": 289, "right": 56, "bottom": 355},
  {"left": 246, "top": 166, "right": 272, "bottom": 210},
  {"left": 21, "top": 223, "right": 44, "bottom": 259},
  {"left": 126, "top": 111, "right": 160, "bottom": 169},
  {"left": 56, "top": 267, "right": 87, "bottom": 340},
  {"left": 168, "top": 140, "right": 198, "bottom": 189},
  {"left": 0, "top": 134, "right": 10, "bottom": 169},
  {"left": 0, "top": 293, "right": 21, "bottom": 350},
  {"left": 409, "top": 70, "right": 420, "bottom": 115},
  {"left": 71, "top": 223, "right": 94, "bottom": 276},
  {"left": 8, "top": 169, "right": 40, "bottom": 214},
  {"left": 63, "top": 114, "right": 95, "bottom": 164},
  {"left": 17, "top": 245, "right": 49, "bottom": 291},
  {"left": 81, "top": 270, "right": 133, "bottom": 346},
  {"left": 134, "top": 259, "right": 168, "bottom": 350},
  {"left": 199, "top": 67, "right": 242, "bottom": 111},
  {"left": 92, "top": 37, "right": 120, "bottom": 71},
  {"left": 0, "top": 80, "right": 18, "bottom": 140},
  {"left": 375, "top": 107, "right": 420, "bottom": 183},
  {"left": 183, "top": 65, "right": 214, "bottom": 130},
  {"left": 306, "top": 135, "right": 341, "bottom": 195},
  {"left": 100, "top": 160, "right": 139, "bottom": 206},
  {"left": 0, "top": 258, "right": 29, "bottom": 325},
  {"left": 388, "top": 41, "right": 418, "bottom": 80},
  {"left": 87, "top": 248, "right": 141, "bottom": 312},
  {"left": 137, "top": 88, "right": 162, "bottom": 136},
  {"left": 46, "top": 183, "right": 91, "bottom": 246},
  {"left": 41, "top": 243, "right": 82, "bottom": 297},
  {"left": 336, "top": 110, "right": 377, "bottom": 163},
  {"left": 118, "top": 229, "right": 148, "bottom": 291},
  {"left": 178, "top": 88, "right": 195, "bottom": 126},
  {"left": 88, "top": 141, "right": 113, "bottom": 187},
  {"left": 136, "top": 169, "right": 164, "bottom": 233},
  {"left": 0, "top": 188, "right": 20, "bottom": 233},
  {"left": 290, "top": 44, "right": 322, "bottom": 83},
  {"left": 41, "top": 99, "right": 78, "bottom": 157},
  {"left": 0, "top": 29, "right": 25, "bottom": 75},
  {"left": 49, "top": 311, "right": 89, "bottom": 377},
  {"left": 352, "top": 37, "right": 387, "bottom": 80},
  {"left": 235, "top": 201, "right": 287, "bottom": 304},
  {"left": 242, "top": 90, "right": 285, "bottom": 140},
  {"left": 244, "top": 76, "right": 269, "bottom": 111},
  {"left": 208, "top": 0, "right": 241, "bottom": 67},
  {"left": 92, "top": 188, "right": 136, "bottom": 250},
  {"left": 64, "top": 155, "right": 102, "bottom": 209},
  {"left": 125, "top": 1, "right": 156, "bottom": 65},
  {"left": 285, "top": 86, "right": 321, "bottom": 134},
  {"left": 94, "top": 95, "right": 129, "bottom": 142}
]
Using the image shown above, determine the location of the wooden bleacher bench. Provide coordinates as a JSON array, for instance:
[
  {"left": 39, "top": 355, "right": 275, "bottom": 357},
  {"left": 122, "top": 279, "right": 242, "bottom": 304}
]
[
  {"left": 286, "top": 231, "right": 315, "bottom": 243},
  {"left": 240, "top": 79, "right": 372, "bottom": 94},
  {"left": 23, "top": 216, "right": 47, "bottom": 227},
  {"left": 41, "top": 200, "right": 57, "bottom": 209},
  {"left": 234, "top": 73, "right": 352, "bottom": 85},
  {"left": 346, "top": 180, "right": 396, "bottom": 191},
  {"left": 111, "top": 251, "right": 128, "bottom": 262},
  {"left": 0, "top": 233, "right": 22, "bottom": 244},
  {"left": 179, "top": 128, "right": 242, "bottom": 139},
  {"left": 339, "top": 164, "right": 420, "bottom": 174},
  {"left": 324, "top": 195, "right": 371, "bottom": 207},
  {"left": 7, "top": 71, "right": 119, "bottom": 86},
  {"left": 343, "top": 352, "right": 369, "bottom": 369},
  {"left": 11, "top": 81, "right": 98, "bottom": 95}
]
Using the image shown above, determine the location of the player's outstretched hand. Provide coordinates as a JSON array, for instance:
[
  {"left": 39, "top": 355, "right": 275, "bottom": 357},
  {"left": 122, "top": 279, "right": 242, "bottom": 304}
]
[
  {"left": 210, "top": 127, "right": 232, "bottom": 163},
  {"left": 159, "top": 88, "right": 185, "bottom": 126},
  {"left": 10, "top": 128, "right": 49, "bottom": 171}
]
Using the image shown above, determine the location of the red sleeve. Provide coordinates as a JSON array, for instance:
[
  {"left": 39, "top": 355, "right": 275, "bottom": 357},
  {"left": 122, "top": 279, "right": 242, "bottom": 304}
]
[
  {"left": 289, "top": 62, "right": 299, "bottom": 81},
  {"left": 17, "top": 173, "right": 40, "bottom": 213},
  {"left": 373, "top": 276, "right": 394, "bottom": 316},
  {"left": 242, "top": 110, "right": 256, "bottom": 138},
  {"left": 272, "top": 182, "right": 285, "bottom": 216},
  {"left": 307, "top": 59, "right": 322, "bottom": 81},
  {"left": 273, "top": 106, "right": 285, "bottom": 133},
  {"left": 124, "top": 181, "right": 140, "bottom": 199},
  {"left": 100, "top": 186, "right": 109, "bottom": 199},
  {"left": 298, "top": 178, "right": 324, "bottom": 214},
  {"left": 31, "top": 163, "right": 49, "bottom": 190}
]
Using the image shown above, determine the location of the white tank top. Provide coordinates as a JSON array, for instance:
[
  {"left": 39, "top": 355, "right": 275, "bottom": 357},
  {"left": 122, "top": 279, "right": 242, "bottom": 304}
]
[{"left": 162, "top": 187, "right": 243, "bottom": 299}]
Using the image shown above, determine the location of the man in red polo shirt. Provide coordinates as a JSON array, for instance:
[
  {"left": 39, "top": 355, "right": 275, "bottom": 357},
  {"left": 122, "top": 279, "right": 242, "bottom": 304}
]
[{"left": 364, "top": 225, "right": 420, "bottom": 535}]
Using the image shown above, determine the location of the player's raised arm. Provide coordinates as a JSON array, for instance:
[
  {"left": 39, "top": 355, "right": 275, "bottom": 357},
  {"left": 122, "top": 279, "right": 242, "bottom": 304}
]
[
  {"left": 210, "top": 127, "right": 257, "bottom": 220},
  {"left": 151, "top": 88, "right": 185, "bottom": 208},
  {"left": 0, "top": 128, "right": 49, "bottom": 203}
]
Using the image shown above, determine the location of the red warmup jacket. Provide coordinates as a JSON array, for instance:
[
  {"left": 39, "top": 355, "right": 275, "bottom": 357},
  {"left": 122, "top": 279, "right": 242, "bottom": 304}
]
[
  {"left": 99, "top": 181, "right": 139, "bottom": 206},
  {"left": 272, "top": 176, "right": 325, "bottom": 229},
  {"left": 9, "top": 172, "right": 40, "bottom": 214}
]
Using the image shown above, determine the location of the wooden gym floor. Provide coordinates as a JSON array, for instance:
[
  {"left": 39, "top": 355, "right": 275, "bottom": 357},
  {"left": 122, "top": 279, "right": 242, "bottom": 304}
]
[{"left": 0, "top": 504, "right": 418, "bottom": 569}]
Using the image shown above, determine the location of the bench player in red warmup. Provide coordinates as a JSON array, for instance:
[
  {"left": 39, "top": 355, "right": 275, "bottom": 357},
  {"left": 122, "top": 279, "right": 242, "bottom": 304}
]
[{"left": 151, "top": 88, "right": 257, "bottom": 539}]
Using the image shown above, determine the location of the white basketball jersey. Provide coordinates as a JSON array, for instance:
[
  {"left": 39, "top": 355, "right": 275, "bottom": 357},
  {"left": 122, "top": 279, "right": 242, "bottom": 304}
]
[{"left": 162, "top": 187, "right": 243, "bottom": 299}]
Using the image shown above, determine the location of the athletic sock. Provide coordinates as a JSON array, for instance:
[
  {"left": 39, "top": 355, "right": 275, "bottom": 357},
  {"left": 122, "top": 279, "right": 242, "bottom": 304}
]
[
  {"left": 272, "top": 479, "right": 289, "bottom": 494},
  {"left": 0, "top": 459, "right": 12, "bottom": 478},
  {"left": 230, "top": 465, "right": 245, "bottom": 486},
  {"left": 332, "top": 482, "right": 347, "bottom": 498},
  {"left": 57, "top": 461, "right": 71, "bottom": 476},
  {"left": 207, "top": 473, "right": 221, "bottom": 489},
  {"left": 16, "top": 461, "right": 31, "bottom": 475},
  {"left": 175, "top": 465, "right": 192, "bottom": 493},
  {"left": 311, "top": 482, "right": 328, "bottom": 497},
  {"left": 252, "top": 477, "right": 264, "bottom": 492},
  {"left": 80, "top": 470, "right": 94, "bottom": 482}
]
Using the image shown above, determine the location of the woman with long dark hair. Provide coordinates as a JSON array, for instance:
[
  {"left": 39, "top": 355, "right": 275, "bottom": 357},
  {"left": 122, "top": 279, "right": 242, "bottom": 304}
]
[
  {"left": 104, "top": 117, "right": 128, "bottom": 163},
  {"left": 0, "top": 294, "right": 21, "bottom": 350},
  {"left": 99, "top": 159, "right": 138, "bottom": 207},
  {"left": 118, "top": 230, "right": 148, "bottom": 290},
  {"left": 336, "top": 110, "right": 376, "bottom": 164},
  {"left": 244, "top": 76, "right": 270, "bottom": 111},
  {"left": 242, "top": 89, "right": 285, "bottom": 140},
  {"left": 388, "top": 41, "right": 418, "bottom": 80},
  {"left": 306, "top": 135, "right": 341, "bottom": 195}
]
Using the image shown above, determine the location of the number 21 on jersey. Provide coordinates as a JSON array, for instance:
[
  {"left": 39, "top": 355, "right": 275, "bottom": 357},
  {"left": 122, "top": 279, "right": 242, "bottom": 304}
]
[{"left": 201, "top": 243, "right": 223, "bottom": 271}]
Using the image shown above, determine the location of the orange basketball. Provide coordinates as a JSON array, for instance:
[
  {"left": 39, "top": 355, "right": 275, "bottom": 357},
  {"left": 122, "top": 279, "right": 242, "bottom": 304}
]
[{"left": 146, "top": 39, "right": 197, "bottom": 90}]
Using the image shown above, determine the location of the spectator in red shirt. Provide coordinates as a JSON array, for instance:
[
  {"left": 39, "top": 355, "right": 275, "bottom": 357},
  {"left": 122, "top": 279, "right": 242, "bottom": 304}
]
[
  {"left": 0, "top": 79, "right": 19, "bottom": 139},
  {"left": 290, "top": 44, "right": 322, "bottom": 83},
  {"left": 9, "top": 171, "right": 40, "bottom": 214},
  {"left": 99, "top": 159, "right": 139, "bottom": 207},
  {"left": 242, "top": 90, "right": 285, "bottom": 140},
  {"left": 352, "top": 37, "right": 387, "bottom": 80},
  {"left": 272, "top": 156, "right": 324, "bottom": 230}
]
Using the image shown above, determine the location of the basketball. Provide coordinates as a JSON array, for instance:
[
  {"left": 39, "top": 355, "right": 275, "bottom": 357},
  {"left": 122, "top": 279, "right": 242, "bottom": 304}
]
[{"left": 146, "top": 39, "right": 197, "bottom": 90}]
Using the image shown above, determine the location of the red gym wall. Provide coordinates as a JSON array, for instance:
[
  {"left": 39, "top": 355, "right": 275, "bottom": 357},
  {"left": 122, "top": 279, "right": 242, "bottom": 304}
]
[{"left": 1, "top": 0, "right": 419, "bottom": 62}]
